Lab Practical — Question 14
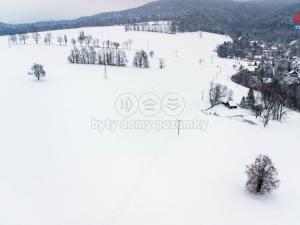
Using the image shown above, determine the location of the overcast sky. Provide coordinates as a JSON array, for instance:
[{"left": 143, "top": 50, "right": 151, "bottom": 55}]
[{"left": 0, "top": 0, "right": 153, "bottom": 23}]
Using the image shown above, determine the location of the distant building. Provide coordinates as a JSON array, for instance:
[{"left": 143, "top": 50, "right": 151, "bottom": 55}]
[
  {"left": 263, "top": 78, "right": 273, "bottom": 84},
  {"left": 287, "top": 70, "right": 299, "bottom": 78},
  {"left": 223, "top": 101, "right": 238, "bottom": 109}
]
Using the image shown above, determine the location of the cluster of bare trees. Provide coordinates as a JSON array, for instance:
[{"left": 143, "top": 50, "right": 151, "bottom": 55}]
[
  {"left": 121, "top": 39, "right": 134, "bottom": 50},
  {"left": 9, "top": 32, "right": 67, "bottom": 46},
  {"left": 240, "top": 81, "right": 288, "bottom": 127},
  {"left": 57, "top": 35, "right": 68, "bottom": 46},
  {"left": 125, "top": 22, "right": 176, "bottom": 34},
  {"left": 259, "top": 81, "right": 288, "bottom": 127},
  {"left": 208, "top": 82, "right": 233, "bottom": 106},
  {"left": 44, "top": 33, "right": 53, "bottom": 45},
  {"left": 9, "top": 33, "right": 29, "bottom": 45},
  {"left": 8, "top": 30, "right": 134, "bottom": 53},
  {"left": 71, "top": 30, "right": 134, "bottom": 51},
  {"left": 68, "top": 46, "right": 128, "bottom": 67}
]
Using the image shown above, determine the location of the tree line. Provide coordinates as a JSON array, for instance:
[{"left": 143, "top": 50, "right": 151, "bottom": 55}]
[
  {"left": 68, "top": 46, "right": 128, "bottom": 66},
  {"left": 9, "top": 32, "right": 68, "bottom": 46},
  {"left": 124, "top": 22, "right": 177, "bottom": 34},
  {"left": 217, "top": 36, "right": 263, "bottom": 60},
  {"left": 239, "top": 81, "right": 289, "bottom": 127}
]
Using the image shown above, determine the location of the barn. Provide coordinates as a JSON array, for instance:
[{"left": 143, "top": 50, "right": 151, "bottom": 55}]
[{"left": 223, "top": 101, "right": 238, "bottom": 109}]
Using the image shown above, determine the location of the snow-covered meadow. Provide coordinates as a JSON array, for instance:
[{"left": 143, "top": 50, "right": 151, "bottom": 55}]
[{"left": 0, "top": 26, "right": 299, "bottom": 225}]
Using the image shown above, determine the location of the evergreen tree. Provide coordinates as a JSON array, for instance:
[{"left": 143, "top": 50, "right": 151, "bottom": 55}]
[
  {"left": 246, "top": 89, "right": 256, "bottom": 109},
  {"left": 240, "top": 97, "right": 247, "bottom": 108}
]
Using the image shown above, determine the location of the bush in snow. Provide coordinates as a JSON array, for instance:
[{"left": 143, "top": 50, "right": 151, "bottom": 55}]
[
  {"left": 246, "top": 155, "right": 280, "bottom": 194},
  {"left": 159, "top": 58, "right": 165, "bottom": 69},
  {"left": 133, "top": 50, "right": 149, "bottom": 68},
  {"left": 149, "top": 51, "right": 155, "bottom": 58},
  {"left": 28, "top": 64, "right": 46, "bottom": 81},
  {"left": 71, "top": 38, "right": 76, "bottom": 46}
]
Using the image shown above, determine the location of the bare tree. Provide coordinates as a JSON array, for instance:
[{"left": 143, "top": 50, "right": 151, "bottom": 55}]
[
  {"left": 18, "top": 33, "right": 29, "bottom": 44},
  {"left": 28, "top": 63, "right": 46, "bottom": 81},
  {"left": 149, "top": 51, "right": 155, "bottom": 58},
  {"left": 128, "top": 39, "right": 133, "bottom": 49},
  {"left": 199, "top": 31, "right": 203, "bottom": 38},
  {"left": 78, "top": 30, "right": 86, "bottom": 46},
  {"left": 9, "top": 35, "right": 18, "bottom": 45},
  {"left": 133, "top": 50, "right": 149, "bottom": 68},
  {"left": 57, "top": 36, "right": 63, "bottom": 46},
  {"left": 113, "top": 42, "right": 120, "bottom": 49},
  {"left": 259, "top": 80, "right": 288, "bottom": 127},
  {"left": 31, "top": 32, "right": 41, "bottom": 44},
  {"left": 44, "top": 33, "right": 52, "bottom": 45},
  {"left": 105, "top": 40, "right": 111, "bottom": 48},
  {"left": 85, "top": 35, "right": 93, "bottom": 47},
  {"left": 93, "top": 39, "right": 100, "bottom": 47},
  {"left": 64, "top": 35, "right": 68, "bottom": 46},
  {"left": 209, "top": 82, "right": 228, "bottom": 106},
  {"left": 246, "top": 155, "right": 280, "bottom": 194},
  {"left": 71, "top": 38, "right": 76, "bottom": 46}
]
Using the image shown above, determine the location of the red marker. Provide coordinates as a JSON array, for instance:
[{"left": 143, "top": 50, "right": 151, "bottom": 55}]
[{"left": 294, "top": 12, "right": 300, "bottom": 25}]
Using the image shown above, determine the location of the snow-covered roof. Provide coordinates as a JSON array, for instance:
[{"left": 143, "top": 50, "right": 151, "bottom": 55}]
[
  {"left": 288, "top": 70, "right": 299, "bottom": 76},
  {"left": 228, "top": 101, "right": 237, "bottom": 107},
  {"left": 288, "top": 70, "right": 296, "bottom": 74},
  {"left": 263, "top": 78, "right": 273, "bottom": 84}
]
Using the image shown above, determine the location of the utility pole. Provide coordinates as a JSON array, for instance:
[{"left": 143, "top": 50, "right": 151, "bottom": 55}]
[
  {"left": 8, "top": 37, "right": 11, "bottom": 48},
  {"left": 177, "top": 120, "right": 181, "bottom": 135},
  {"left": 104, "top": 64, "right": 108, "bottom": 79}
]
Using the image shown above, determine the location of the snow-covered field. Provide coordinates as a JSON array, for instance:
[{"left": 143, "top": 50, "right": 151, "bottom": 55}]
[{"left": 0, "top": 26, "right": 299, "bottom": 225}]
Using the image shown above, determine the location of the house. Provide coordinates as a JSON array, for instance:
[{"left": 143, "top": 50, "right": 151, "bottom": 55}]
[
  {"left": 287, "top": 70, "right": 299, "bottom": 78},
  {"left": 223, "top": 101, "right": 238, "bottom": 109},
  {"left": 263, "top": 78, "right": 273, "bottom": 84}
]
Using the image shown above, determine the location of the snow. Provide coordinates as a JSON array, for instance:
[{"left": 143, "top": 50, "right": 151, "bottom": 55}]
[
  {"left": 0, "top": 25, "right": 299, "bottom": 225},
  {"left": 228, "top": 100, "right": 237, "bottom": 107}
]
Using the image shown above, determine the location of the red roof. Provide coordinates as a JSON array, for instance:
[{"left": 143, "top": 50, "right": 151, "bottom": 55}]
[{"left": 294, "top": 12, "right": 300, "bottom": 25}]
